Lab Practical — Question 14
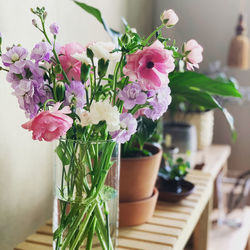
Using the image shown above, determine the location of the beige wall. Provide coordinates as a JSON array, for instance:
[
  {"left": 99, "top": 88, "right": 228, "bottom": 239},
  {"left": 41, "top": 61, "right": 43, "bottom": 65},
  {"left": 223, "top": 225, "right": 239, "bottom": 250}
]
[
  {"left": 155, "top": 0, "right": 250, "bottom": 172},
  {"left": 0, "top": 0, "right": 153, "bottom": 249}
]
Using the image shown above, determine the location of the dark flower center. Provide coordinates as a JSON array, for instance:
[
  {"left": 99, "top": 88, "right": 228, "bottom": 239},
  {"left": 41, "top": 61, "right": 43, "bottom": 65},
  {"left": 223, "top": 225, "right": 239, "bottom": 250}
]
[{"left": 146, "top": 61, "right": 154, "bottom": 69}]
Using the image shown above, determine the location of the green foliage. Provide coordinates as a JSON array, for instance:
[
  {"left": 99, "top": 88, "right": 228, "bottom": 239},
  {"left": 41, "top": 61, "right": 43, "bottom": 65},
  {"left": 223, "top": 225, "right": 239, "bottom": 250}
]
[
  {"left": 169, "top": 71, "right": 241, "bottom": 98},
  {"left": 74, "top": 1, "right": 121, "bottom": 43},
  {"left": 169, "top": 71, "right": 241, "bottom": 139},
  {"left": 159, "top": 156, "right": 190, "bottom": 181},
  {"left": 122, "top": 116, "right": 158, "bottom": 157}
]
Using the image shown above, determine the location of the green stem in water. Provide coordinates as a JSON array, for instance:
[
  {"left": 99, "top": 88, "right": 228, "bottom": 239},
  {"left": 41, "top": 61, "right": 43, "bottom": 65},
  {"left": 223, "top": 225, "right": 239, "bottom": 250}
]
[
  {"left": 69, "top": 202, "right": 97, "bottom": 250},
  {"left": 86, "top": 216, "right": 97, "bottom": 250}
]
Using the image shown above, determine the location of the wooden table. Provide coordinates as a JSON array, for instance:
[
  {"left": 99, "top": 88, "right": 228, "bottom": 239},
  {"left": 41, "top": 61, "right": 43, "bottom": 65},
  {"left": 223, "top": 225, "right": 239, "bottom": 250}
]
[{"left": 15, "top": 170, "right": 213, "bottom": 250}]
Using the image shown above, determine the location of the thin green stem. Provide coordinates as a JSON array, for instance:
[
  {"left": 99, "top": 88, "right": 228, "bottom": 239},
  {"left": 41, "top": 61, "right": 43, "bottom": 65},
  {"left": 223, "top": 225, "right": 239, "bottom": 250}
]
[
  {"left": 86, "top": 217, "right": 97, "bottom": 250},
  {"left": 38, "top": 16, "right": 70, "bottom": 84},
  {"left": 143, "top": 23, "right": 165, "bottom": 45},
  {"left": 70, "top": 202, "right": 97, "bottom": 249},
  {"left": 43, "top": 99, "right": 56, "bottom": 110},
  {"left": 113, "top": 53, "right": 124, "bottom": 104}
]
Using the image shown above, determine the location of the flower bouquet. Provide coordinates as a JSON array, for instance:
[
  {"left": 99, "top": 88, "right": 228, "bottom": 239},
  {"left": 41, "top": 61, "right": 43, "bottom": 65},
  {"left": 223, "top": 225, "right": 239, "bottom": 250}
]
[{"left": 0, "top": 2, "right": 241, "bottom": 250}]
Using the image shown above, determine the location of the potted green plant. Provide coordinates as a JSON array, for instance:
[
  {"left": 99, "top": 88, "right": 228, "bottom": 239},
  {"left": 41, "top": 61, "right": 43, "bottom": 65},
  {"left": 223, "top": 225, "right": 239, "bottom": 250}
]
[
  {"left": 168, "top": 71, "right": 240, "bottom": 149},
  {"left": 157, "top": 156, "right": 194, "bottom": 202}
]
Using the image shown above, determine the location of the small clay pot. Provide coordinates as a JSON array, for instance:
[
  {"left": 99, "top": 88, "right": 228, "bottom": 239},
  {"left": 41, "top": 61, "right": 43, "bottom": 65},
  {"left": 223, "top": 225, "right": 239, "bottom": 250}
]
[
  {"left": 120, "top": 144, "right": 162, "bottom": 202},
  {"left": 119, "top": 188, "right": 159, "bottom": 227}
]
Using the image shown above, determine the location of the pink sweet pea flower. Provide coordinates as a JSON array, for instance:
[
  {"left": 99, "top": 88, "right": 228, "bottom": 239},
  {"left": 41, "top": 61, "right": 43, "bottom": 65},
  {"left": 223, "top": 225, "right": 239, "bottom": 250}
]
[
  {"left": 184, "top": 39, "right": 203, "bottom": 71},
  {"left": 160, "top": 9, "right": 179, "bottom": 27},
  {"left": 58, "top": 43, "right": 85, "bottom": 81},
  {"left": 123, "top": 40, "right": 175, "bottom": 91},
  {"left": 22, "top": 103, "right": 73, "bottom": 142}
]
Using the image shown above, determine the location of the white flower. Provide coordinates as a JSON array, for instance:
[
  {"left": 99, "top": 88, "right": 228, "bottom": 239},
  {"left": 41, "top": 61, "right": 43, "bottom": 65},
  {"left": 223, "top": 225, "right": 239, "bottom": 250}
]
[
  {"left": 89, "top": 100, "right": 120, "bottom": 132},
  {"left": 131, "top": 28, "right": 137, "bottom": 33},
  {"left": 77, "top": 110, "right": 92, "bottom": 127},
  {"left": 72, "top": 52, "right": 91, "bottom": 65},
  {"left": 88, "top": 42, "right": 121, "bottom": 63}
]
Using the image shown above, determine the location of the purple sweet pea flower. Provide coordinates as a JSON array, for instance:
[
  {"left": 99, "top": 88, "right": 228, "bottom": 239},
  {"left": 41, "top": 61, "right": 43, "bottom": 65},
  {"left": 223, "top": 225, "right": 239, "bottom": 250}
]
[
  {"left": 65, "top": 81, "right": 86, "bottom": 109},
  {"left": 1, "top": 46, "right": 28, "bottom": 66},
  {"left": 110, "top": 113, "right": 137, "bottom": 143},
  {"left": 30, "top": 42, "right": 53, "bottom": 63},
  {"left": 50, "top": 22, "right": 60, "bottom": 35},
  {"left": 144, "top": 86, "right": 172, "bottom": 121},
  {"left": 118, "top": 82, "right": 147, "bottom": 110}
]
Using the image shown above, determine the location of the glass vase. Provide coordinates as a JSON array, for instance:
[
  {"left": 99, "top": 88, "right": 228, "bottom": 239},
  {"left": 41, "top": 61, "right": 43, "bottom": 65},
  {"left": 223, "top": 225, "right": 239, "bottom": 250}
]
[{"left": 53, "top": 139, "right": 120, "bottom": 250}]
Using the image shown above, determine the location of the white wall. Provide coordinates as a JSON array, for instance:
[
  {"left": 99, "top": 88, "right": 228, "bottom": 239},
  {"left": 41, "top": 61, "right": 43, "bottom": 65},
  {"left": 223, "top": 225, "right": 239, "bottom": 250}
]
[
  {"left": 0, "top": 0, "right": 153, "bottom": 249},
  {"left": 155, "top": 0, "right": 250, "bottom": 172}
]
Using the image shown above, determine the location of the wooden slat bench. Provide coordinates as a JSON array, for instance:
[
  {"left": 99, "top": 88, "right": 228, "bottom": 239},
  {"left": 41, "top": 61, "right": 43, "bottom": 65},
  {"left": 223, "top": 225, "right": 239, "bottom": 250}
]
[{"left": 15, "top": 169, "right": 213, "bottom": 250}]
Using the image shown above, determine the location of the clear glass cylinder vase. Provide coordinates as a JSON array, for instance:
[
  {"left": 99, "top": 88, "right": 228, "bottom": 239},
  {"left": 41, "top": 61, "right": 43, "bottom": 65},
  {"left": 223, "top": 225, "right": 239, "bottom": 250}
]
[{"left": 53, "top": 139, "right": 120, "bottom": 250}]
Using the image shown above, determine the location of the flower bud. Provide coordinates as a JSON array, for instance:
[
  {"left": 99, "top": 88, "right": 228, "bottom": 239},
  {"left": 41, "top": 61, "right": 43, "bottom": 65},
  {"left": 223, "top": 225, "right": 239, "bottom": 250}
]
[
  {"left": 98, "top": 58, "right": 109, "bottom": 78},
  {"left": 54, "top": 64, "right": 62, "bottom": 74},
  {"left": 50, "top": 23, "right": 59, "bottom": 35},
  {"left": 86, "top": 48, "right": 94, "bottom": 59},
  {"left": 32, "top": 19, "right": 38, "bottom": 27},
  {"left": 160, "top": 9, "right": 179, "bottom": 27},
  {"left": 55, "top": 81, "right": 65, "bottom": 101},
  {"left": 43, "top": 11, "right": 48, "bottom": 20},
  {"left": 81, "top": 63, "right": 91, "bottom": 83}
]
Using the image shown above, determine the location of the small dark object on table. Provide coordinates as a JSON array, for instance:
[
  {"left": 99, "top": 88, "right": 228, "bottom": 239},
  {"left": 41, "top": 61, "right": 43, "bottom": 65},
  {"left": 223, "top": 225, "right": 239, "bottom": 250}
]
[{"left": 156, "top": 177, "right": 195, "bottom": 202}]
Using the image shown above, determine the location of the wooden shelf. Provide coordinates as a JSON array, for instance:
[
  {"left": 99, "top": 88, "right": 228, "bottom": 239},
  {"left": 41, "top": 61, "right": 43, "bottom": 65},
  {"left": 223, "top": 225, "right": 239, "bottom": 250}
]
[
  {"left": 194, "top": 144, "right": 231, "bottom": 179},
  {"left": 15, "top": 170, "right": 213, "bottom": 250}
]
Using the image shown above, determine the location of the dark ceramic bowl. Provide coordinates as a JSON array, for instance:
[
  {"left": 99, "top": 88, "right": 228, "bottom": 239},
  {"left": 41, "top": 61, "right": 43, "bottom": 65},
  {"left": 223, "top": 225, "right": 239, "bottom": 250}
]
[{"left": 156, "top": 177, "right": 195, "bottom": 202}]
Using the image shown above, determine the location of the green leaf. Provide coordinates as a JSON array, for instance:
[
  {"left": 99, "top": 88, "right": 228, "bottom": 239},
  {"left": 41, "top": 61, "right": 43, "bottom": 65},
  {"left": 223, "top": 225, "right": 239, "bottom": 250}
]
[
  {"left": 74, "top": 1, "right": 121, "bottom": 43},
  {"left": 135, "top": 116, "right": 158, "bottom": 149},
  {"left": 169, "top": 71, "right": 242, "bottom": 97},
  {"left": 170, "top": 91, "right": 220, "bottom": 110},
  {"left": 55, "top": 143, "right": 70, "bottom": 165}
]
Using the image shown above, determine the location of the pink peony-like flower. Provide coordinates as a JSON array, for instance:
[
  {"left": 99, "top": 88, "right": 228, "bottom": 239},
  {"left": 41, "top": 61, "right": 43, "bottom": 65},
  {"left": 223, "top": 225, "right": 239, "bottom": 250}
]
[
  {"left": 184, "top": 39, "right": 203, "bottom": 71},
  {"left": 123, "top": 40, "right": 175, "bottom": 91},
  {"left": 22, "top": 103, "right": 73, "bottom": 142},
  {"left": 160, "top": 9, "right": 179, "bottom": 27},
  {"left": 59, "top": 43, "right": 85, "bottom": 81}
]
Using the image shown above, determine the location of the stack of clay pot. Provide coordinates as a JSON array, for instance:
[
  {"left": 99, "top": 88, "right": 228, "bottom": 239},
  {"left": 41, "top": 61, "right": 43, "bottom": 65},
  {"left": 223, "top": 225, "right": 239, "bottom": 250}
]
[{"left": 119, "top": 144, "right": 162, "bottom": 227}]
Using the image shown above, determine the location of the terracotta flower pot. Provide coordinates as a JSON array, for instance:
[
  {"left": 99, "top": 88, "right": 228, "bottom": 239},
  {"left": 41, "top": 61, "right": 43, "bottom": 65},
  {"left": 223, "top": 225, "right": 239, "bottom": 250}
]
[
  {"left": 119, "top": 144, "right": 162, "bottom": 202},
  {"left": 119, "top": 187, "right": 159, "bottom": 227}
]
